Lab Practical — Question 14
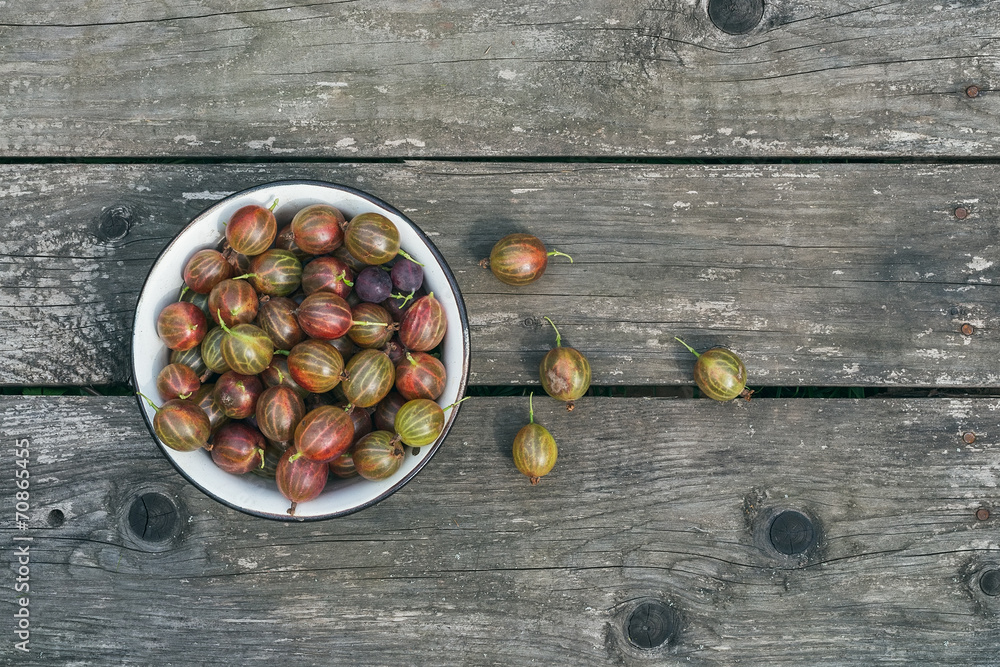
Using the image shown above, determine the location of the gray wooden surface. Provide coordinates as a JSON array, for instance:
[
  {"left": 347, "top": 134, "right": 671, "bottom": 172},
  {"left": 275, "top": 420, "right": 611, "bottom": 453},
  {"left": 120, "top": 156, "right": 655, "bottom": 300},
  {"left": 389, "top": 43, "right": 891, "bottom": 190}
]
[
  {"left": 1, "top": 0, "right": 997, "bottom": 158},
  {"left": 2, "top": 161, "right": 998, "bottom": 388},
  {"left": 1, "top": 395, "right": 998, "bottom": 665},
  {"left": 3, "top": 0, "right": 1000, "bottom": 664}
]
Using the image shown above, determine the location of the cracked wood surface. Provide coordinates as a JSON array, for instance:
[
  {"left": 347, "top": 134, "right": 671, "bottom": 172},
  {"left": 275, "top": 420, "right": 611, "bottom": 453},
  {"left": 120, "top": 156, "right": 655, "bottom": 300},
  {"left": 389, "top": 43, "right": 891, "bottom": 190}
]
[
  {"left": 0, "top": 396, "right": 998, "bottom": 665},
  {"left": 0, "top": 0, "right": 997, "bottom": 158},
  {"left": 1, "top": 161, "right": 998, "bottom": 388}
]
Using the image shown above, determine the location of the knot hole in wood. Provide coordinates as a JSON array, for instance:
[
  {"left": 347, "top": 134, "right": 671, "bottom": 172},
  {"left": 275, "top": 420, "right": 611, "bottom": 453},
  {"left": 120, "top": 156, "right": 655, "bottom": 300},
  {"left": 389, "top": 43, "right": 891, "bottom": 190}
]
[
  {"left": 769, "top": 509, "right": 816, "bottom": 555},
  {"left": 127, "top": 492, "right": 180, "bottom": 543},
  {"left": 981, "top": 570, "right": 1000, "bottom": 596},
  {"left": 708, "top": 0, "right": 764, "bottom": 35},
  {"left": 96, "top": 203, "right": 135, "bottom": 243},
  {"left": 626, "top": 600, "right": 680, "bottom": 649}
]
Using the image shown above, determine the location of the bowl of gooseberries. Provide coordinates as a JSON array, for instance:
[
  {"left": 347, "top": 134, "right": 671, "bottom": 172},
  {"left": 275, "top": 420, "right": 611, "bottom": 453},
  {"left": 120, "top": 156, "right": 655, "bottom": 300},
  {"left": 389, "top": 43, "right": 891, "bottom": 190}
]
[{"left": 132, "top": 180, "right": 470, "bottom": 520}]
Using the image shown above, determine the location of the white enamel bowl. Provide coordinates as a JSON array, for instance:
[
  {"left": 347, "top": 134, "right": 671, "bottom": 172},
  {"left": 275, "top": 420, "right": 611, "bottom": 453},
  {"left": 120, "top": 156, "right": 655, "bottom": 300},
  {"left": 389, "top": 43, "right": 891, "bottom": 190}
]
[{"left": 132, "top": 180, "right": 470, "bottom": 520}]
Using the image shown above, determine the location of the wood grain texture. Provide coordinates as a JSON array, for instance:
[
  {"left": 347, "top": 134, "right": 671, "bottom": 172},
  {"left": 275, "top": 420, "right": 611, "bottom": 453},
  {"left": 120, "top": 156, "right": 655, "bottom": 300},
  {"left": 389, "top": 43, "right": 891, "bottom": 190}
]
[
  {"left": 0, "top": 0, "right": 997, "bottom": 158},
  {"left": 1, "top": 395, "right": 999, "bottom": 665},
  {"left": 2, "top": 162, "right": 998, "bottom": 388}
]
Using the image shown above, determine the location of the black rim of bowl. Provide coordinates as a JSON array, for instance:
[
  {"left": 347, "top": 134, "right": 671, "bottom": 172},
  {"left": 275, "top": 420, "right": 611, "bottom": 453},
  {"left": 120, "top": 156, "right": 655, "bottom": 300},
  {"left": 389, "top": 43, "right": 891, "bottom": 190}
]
[{"left": 131, "top": 179, "right": 471, "bottom": 521}]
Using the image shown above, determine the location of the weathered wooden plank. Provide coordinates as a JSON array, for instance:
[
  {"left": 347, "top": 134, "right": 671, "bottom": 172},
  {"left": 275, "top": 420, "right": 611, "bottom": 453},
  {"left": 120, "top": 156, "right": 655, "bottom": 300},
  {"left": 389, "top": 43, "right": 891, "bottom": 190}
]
[
  {"left": 0, "top": 0, "right": 996, "bottom": 158},
  {"left": 2, "top": 162, "right": 997, "bottom": 388},
  {"left": 1, "top": 395, "right": 998, "bottom": 665}
]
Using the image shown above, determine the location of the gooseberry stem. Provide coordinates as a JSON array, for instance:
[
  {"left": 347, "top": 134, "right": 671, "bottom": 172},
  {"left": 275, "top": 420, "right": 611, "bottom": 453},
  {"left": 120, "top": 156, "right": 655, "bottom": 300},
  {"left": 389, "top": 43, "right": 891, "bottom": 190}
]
[
  {"left": 351, "top": 320, "right": 395, "bottom": 328},
  {"left": 178, "top": 285, "right": 189, "bottom": 301},
  {"left": 547, "top": 250, "right": 573, "bottom": 263},
  {"left": 528, "top": 392, "right": 535, "bottom": 424},
  {"left": 335, "top": 270, "right": 354, "bottom": 287},
  {"left": 257, "top": 448, "right": 266, "bottom": 469},
  {"left": 397, "top": 249, "right": 425, "bottom": 266},
  {"left": 217, "top": 310, "right": 232, "bottom": 334},
  {"left": 136, "top": 391, "right": 160, "bottom": 412},
  {"left": 543, "top": 316, "right": 561, "bottom": 347},
  {"left": 232, "top": 273, "right": 257, "bottom": 281},
  {"left": 391, "top": 289, "right": 415, "bottom": 307},
  {"left": 444, "top": 396, "right": 470, "bottom": 411},
  {"left": 269, "top": 197, "right": 279, "bottom": 212},
  {"left": 674, "top": 337, "right": 700, "bottom": 358},
  {"left": 274, "top": 349, "right": 290, "bottom": 356}
]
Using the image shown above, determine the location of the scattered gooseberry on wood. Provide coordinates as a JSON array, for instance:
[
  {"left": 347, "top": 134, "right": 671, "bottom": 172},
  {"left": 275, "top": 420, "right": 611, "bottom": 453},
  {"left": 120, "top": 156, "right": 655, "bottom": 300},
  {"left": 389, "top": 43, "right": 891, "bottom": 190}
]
[
  {"left": 675, "top": 337, "right": 753, "bottom": 401},
  {"left": 538, "top": 317, "right": 591, "bottom": 411},
  {"left": 482, "top": 233, "right": 572, "bottom": 286},
  {"left": 512, "top": 392, "right": 558, "bottom": 485}
]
